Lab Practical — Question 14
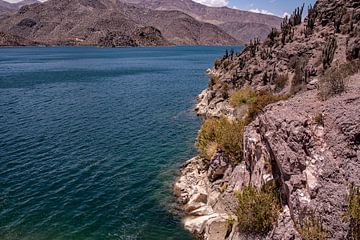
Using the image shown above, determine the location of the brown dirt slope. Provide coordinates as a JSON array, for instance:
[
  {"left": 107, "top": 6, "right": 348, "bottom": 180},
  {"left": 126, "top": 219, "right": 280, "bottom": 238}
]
[
  {"left": 0, "top": 0, "right": 239, "bottom": 47},
  {"left": 120, "top": 0, "right": 282, "bottom": 43}
]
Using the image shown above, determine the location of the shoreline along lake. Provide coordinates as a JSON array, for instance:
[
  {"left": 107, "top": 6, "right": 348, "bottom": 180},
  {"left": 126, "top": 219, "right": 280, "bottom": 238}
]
[{"left": 0, "top": 46, "right": 235, "bottom": 240}]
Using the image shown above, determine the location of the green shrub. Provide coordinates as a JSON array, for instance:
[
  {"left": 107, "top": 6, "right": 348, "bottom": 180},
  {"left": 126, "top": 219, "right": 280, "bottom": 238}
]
[
  {"left": 198, "top": 88, "right": 288, "bottom": 163},
  {"left": 220, "top": 83, "right": 229, "bottom": 99},
  {"left": 273, "top": 74, "right": 288, "bottom": 91},
  {"left": 318, "top": 60, "right": 360, "bottom": 100},
  {"left": 344, "top": 184, "right": 360, "bottom": 239},
  {"left": 297, "top": 212, "right": 326, "bottom": 240},
  {"left": 195, "top": 117, "right": 244, "bottom": 162},
  {"left": 214, "top": 59, "right": 222, "bottom": 69},
  {"left": 223, "top": 59, "right": 230, "bottom": 69},
  {"left": 235, "top": 182, "right": 281, "bottom": 235},
  {"left": 229, "top": 87, "right": 257, "bottom": 107},
  {"left": 298, "top": 214, "right": 327, "bottom": 240},
  {"left": 208, "top": 76, "right": 219, "bottom": 88},
  {"left": 246, "top": 91, "right": 289, "bottom": 125},
  {"left": 314, "top": 113, "right": 324, "bottom": 126},
  {"left": 230, "top": 88, "right": 288, "bottom": 125},
  {"left": 290, "top": 56, "right": 308, "bottom": 94}
]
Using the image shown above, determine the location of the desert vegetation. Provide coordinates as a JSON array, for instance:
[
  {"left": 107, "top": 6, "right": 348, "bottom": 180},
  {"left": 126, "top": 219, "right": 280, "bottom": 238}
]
[
  {"left": 196, "top": 88, "right": 288, "bottom": 164},
  {"left": 318, "top": 60, "right": 360, "bottom": 100},
  {"left": 195, "top": 117, "right": 244, "bottom": 163},
  {"left": 344, "top": 184, "right": 360, "bottom": 240},
  {"left": 322, "top": 36, "right": 337, "bottom": 70},
  {"left": 235, "top": 181, "right": 281, "bottom": 235},
  {"left": 273, "top": 74, "right": 288, "bottom": 92},
  {"left": 298, "top": 214, "right": 327, "bottom": 240}
]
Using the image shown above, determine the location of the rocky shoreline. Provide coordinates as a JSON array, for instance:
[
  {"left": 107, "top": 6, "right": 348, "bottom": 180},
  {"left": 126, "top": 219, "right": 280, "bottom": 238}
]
[
  {"left": 175, "top": 72, "right": 360, "bottom": 239},
  {"left": 174, "top": 0, "right": 360, "bottom": 239}
]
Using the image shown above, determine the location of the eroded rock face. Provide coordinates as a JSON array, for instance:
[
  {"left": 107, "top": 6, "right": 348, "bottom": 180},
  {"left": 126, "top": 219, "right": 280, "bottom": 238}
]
[
  {"left": 244, "top": 74, "right": 360, "bottom": 239},
  {"left": 208, "top": 150, "right": 230, "bottom": 182},
  {"left": 176, "top": 0, "right": 360, "bottom": 239},
  {"left": 177, "top": 75, "right": 360, "bottom": 239},
  {"left": 174, "top": 157, "right": 238, "bottom": 239}
]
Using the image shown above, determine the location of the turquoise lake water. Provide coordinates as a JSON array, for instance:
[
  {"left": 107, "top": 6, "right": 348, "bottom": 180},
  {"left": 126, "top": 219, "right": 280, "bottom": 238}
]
[{"left": 0, "top": 46, "right": 235, "bottom": 240}]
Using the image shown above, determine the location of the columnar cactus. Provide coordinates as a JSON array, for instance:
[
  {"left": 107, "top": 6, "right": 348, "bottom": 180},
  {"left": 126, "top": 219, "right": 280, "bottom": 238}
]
[
  {"left": 334, "top": 8, "right": 345, "bottom": 33},
  {"left": 322, "top": 36, "right": 337, "bottom": 69},
  {"left": 305, "top": 4, "right": 317, "bottom": 37},
  {"left": 290, "top": 4, "right": 304, "bottom": 26}
]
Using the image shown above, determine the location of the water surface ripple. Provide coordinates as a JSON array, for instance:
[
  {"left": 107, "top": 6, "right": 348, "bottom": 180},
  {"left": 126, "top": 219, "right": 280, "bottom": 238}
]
[{"left": 0, "top": 46, "right": 232, "bottom": 240}]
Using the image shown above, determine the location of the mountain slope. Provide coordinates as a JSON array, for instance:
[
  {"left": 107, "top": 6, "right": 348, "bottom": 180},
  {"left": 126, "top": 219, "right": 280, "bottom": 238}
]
[
  {"left": 0, "top": 0, "right": 239, "bottom": 46},
  {"left": 0, "top": 0, "right": 39, "bottom": 15},
  {"left": 120, "top": 0, "right": 282, "bottom": 43},
  {"left": 0, "top": 0, "right": 15, "bottom": 15}
]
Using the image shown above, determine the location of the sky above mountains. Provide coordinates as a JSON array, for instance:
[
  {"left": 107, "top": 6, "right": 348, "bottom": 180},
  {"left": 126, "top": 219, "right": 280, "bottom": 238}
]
[
  {"left": 194, "top": 0, "right": 317, "bottom": 17},
  {"left": 6, "top": 0, "right": 317, "bottom": 18}
]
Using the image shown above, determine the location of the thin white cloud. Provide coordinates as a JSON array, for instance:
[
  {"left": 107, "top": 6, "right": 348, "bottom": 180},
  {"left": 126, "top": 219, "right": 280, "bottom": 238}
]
[
  {"left": 192, "top": 0, "right": 229, "bottom": 7},
  {"left": 282, "top": 12, "right": 290, "bottom": 18},
  {"left": 249, "top": 8, "right": 275, "bottom": 16}
]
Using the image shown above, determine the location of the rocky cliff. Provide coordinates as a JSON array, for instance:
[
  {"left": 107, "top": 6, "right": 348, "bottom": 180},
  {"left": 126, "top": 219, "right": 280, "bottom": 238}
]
[{"left": 175, "top": 0, "right": 360, "bottom": 239}]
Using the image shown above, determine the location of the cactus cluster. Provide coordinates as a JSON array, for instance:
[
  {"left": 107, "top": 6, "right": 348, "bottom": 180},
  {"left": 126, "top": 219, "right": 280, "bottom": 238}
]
[
  {"left": 304, "top": 4, "right": 317, "bottom": 37},
  {"left": 262, "top": 65, "right": 277, "bottom": 86},
  {"left": 322, "top": 36, "right": 337, "bottom": 69},
  {"left": 347, "top": 10, "right": 358, "bottom": 35},
  {"left": 267, "top": 28, "right": 278, "bottom": 46},
  {"left": 239, "top": 58, "right": 246, "bottom": 70},
  {"left": 289, "top": 4, "right": 305, "bottom": 27},
  {"left": 248, "top": 38, "right": 260, "bottom": 57},
  {"left": 281, "top": 16, "right": 295, "bottom": 45},
  {"left": 281, "top": 16, "right": 292, "bottom": 45},
  {"left": 281, "top": 4, "right": 305, "bottom": 45},
  {"left": 260, "top": 48, "right": 273, "bottom": 60},
  {"left": 334, "top": 8, "right": 345, "bottom": 33},
  {"left": 303, "top": 66, "right": 317, "bottom": 83}
]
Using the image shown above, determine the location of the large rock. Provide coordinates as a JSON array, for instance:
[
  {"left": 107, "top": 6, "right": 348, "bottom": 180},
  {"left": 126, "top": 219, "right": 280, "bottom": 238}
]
[
  {"left": 207, "top": 150, "right": 230, "bottom": 182},
  {"left": 243, "top": 74, "right": 360, "bottom": 239}
]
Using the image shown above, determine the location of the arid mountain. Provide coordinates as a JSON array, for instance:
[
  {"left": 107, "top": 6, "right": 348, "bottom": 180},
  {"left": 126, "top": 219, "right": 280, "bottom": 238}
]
[
  {"left": 0, "top": 0, "right": 39, "bottom": 15},
  {"left": 120, "top": 0, "right": 282, "bottom": 43},
  {"left": 0, "top": 0, "right": 239, "bottom": 47},
  {"left": 13, "top": 0, "right": 39, "bottom": 9},
  {"left": 0, "top": 0, "right": 15, "bottom": 15}
]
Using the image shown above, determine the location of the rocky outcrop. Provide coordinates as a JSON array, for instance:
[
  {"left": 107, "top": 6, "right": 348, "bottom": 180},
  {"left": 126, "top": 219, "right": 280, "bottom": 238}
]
[
  {"left": 0, "top": 31, "right": 38, "bottom": 46},
  {"left": 97, "top": 27, "right": 169, "bottom": 47},
  {"left": 174, "top": 157, "right": 238, "bottom": 240},
  {"left": 177, "top": 73, "right": 360, "bottom": 239},
  {"left": 245, "top": 74, "right": 360, "bottom": 239},
  {"left": 175, "top": 0, "right": 360, "bottom": 239}
]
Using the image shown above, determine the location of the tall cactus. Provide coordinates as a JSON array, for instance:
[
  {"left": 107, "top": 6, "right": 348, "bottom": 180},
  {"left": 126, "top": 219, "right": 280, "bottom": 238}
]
[
  {"left": 305, "top": 4, "right": 317, "bottom": 37},
  {"left": 334, "top": 8, "right": 345, "bottom": 33},
  {"left": 281, "top": 16, "right": 291, "bottom": 45},
  {"left": 322, "top": 36, "right": 337, "bottom": 69},
  {"left": 290, "top": 4, "right": 304, "bottom": 26}
]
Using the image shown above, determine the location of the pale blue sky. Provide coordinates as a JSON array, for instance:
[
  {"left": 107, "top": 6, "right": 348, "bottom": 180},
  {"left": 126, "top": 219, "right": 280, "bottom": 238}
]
[
  {"left": 6, "top": 0, "right": 317, "bottom": 17},
  {"left": 194, "top": 0, "right": 316, "bottom": 17}
]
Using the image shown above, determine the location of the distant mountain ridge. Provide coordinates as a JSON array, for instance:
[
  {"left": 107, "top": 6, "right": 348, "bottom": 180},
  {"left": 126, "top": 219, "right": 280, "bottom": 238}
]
[
  {"left": 0, "top": 0, "right": 240, "bottom": 46},
  {"left": 0, "top": 0, "right": 39, "bottom": 15},
  {"left": 120, "top": 0, "right": 282, "bottom": 43},
  {"left": 0, "top": 0, "right": 282, "bottom": 47}
]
